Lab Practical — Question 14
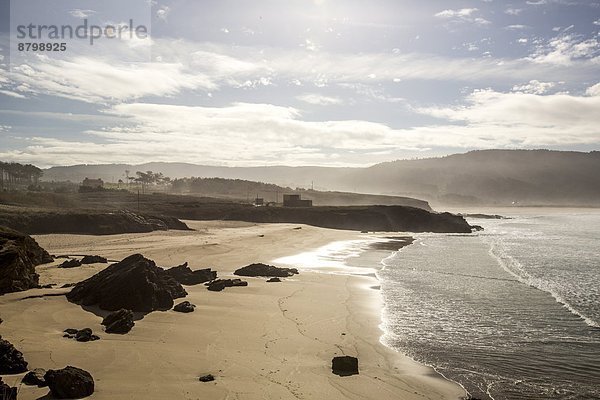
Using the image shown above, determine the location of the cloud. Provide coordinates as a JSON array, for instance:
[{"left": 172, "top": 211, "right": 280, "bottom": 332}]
[
  {"left": 297, "top": 93, "right": 343, "bottom": 105},
  {"left": 415, "top": 89, "right": 600, "bottom": 146},
  {"left": 156, "top": 6, "right": 171, "bottom": 21},
  {"left": 505, "top": 8, "right": 523, "bottom": 15},
  {"left": 0, "top": 90, "right": 27, "bottom": 99},
  {"left": 69, "top": 9, "right": 96, "bottom": 19},
  {"left": 512, "top": 80, "right": 556, "bottom": 94},
  {"left": 434, "top": 8, "right": 491, "bottom": 26},
  {"left": 5, "top": 56, "right": 215, "bottom": 103},
  {"left": 3, "top": 94, "right": 599, "bottom": 167},
  {"left": 586, "top": 82, "right": 600, "bottom": 96},
  {"left": 504, "top": 25, "right": 530, "bottom": 30},
  {"left": 528, "top": 34, "right": 600, "bottom": 65}
]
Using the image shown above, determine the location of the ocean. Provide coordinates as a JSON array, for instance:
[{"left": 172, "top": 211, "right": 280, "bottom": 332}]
[{"left": 276, "top": 209, "right": 600, "bottom": 400}]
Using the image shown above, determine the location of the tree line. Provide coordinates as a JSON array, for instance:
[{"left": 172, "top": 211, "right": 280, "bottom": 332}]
[{"left": 0, "top": 161, "right": 43, "bottom": 190}]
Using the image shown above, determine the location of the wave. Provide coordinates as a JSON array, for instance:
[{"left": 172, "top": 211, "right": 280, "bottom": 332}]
[{"left": 487, "top": 238, "right": 599, "bottom": 329}]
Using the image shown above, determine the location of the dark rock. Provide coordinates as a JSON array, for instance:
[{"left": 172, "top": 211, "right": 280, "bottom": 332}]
[
  {"left": 0, "top": 210, "right": 190, "bottom": 235},
  {"left": 67, "top": 254, "right": 187, "bottom": 312},
  {"left": 58, "top": 259, "right": 82, "bottom": 269},
  {"left": 38, "top": 283, "right": 54, "bottom": 289},
  {"left": 234, "top": 263, "right": 299, "bottom": 278},
  {"left": 90, "top": 335, "right": 100, "bottom": 341},
  {"left": 266, "top": 277, "right": 281, "bottom": 283},
  {"left": 198, "top": 374, "right": 215, "bottom": 382},
  {"left": 332, "top": 356, "right": 359, "bottom": 376},
  {"left": 0, "top": 377, "right": 17, "bottom": 399},
  {"left": 63, "top": 328, "right": 78, "bottom": 335},
  {"left": 0, "top": 336, "right": 28, "bottom": 374},
  {"left": 173, "top": 301, "right": 195, "bottom": 313},
  {"left": 80, "top": 255, "right": 108, "bottom": 264},
  {"left": 45, "top": 366, "right": 94, "bottom": 399},
  {"left": 471, "top": 225, "right": 484, "bottom": 232},
  {"left": 60, "top": 283, "right": 76, "bottom": 288},
  {"left": 22, "top": 368, "right": 47, "bottom": 386},
  {"left": 206, "top": 279, "right": 248, "bottom": 292},
  {"left": 75, "top": 328, "right": 93, "bottom": 342},
  {"left": 0, "top": 226, "right": 52, "bottom": 295},
  {"left": 165, "top": 262, "right": 217, "bottom": 285},
  {"left": 101, "top": 309, "right": 135, "bottom": 334}
]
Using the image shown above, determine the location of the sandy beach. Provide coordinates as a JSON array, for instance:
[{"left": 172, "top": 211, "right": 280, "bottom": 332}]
[{"left": 0, "top": 221, "right": 465, "bottom": 399}]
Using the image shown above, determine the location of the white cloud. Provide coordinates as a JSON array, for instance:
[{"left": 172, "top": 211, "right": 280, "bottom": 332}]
[
  {"left": 505, "top": 25, "right": 530, "bottom": 30},
  {"left": 512, "top": 80, "right": 556, "bottom": 94},
  {"left": 0, "top": 90, "right": 27, "bottom": 99},
  {"left": 156, "top": 6, "right": 171, "bottom": 21},
  {"left": 3, "top": 95, "right": 599, "bottom": 167},
  {"left": 297, "top": 93, "right": 343, "bottom": 105},
  {"left": 415, "top": 89, "right": 600, "bottom": 146},
  {"left": 586, "top": 82, "right": 600, "bottom": 96},
  {"left": 434, "top": 8, "right": 491, "bottom": 26},
  {"left": 6, "top": 57, "right": 215, "bottom": 103},
  {"left": 594, "top": 19, "right": 600, "bottom": 26},
  {"left": 528, "top": 34, "right": 600, "bottom": 65},
  {"left": 69, "top": 9, "right": 96, "bottom": 19},
  {"left": 518, "top": 38, "right": 529, "bottom": 44},
  {"left": 505, "top": 8, "right": 523, "bottom": 15}
]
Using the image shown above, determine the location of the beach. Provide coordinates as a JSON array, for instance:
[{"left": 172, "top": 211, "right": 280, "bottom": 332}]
[{"left": 0, "top": 221, "right": 465, "bottom": 399}]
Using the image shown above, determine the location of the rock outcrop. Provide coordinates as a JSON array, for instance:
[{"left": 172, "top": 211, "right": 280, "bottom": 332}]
[
  {"left": 0, "top": 377, "right": 17, "bottom": 399},
  {"left": 234, "top": 263, "right": 299, "bottom": 278},
  {"left": 0, "top": 336, "right": 28, "bottom": 374},
  {"left": 63, "top": 328, "right": 100, "bottom": 342},
  {"left": 0, "top": 226, "right": 52, "bottom": 295},
  {"left": 58, "top": 259, "right": 82, "bottom": 269},
  {"left": 80, "top": 255, "right": 108, "bottom": 264},
  {"left": 67, "top": 254, "right": 187, "bottom": 313},
  {"left": 0, "top": 210, "right": 190, "bottom": 235},
  {"left": 22, "top": 368, "right": 47, "bottom": 387},
  {"left": 101, "top": 309, "right": 135, "bottom": 334},
  {"left": 165, "top": 262, "right": 217, "bottom": 285},
  {"left": 266, "top": 277, "right": 281, "bottom": 283},
  {"left": 332, "top": 356, "right": 359, "bottom": 376},
  {"left": 173, "top": 301, "right": 195, "bottom": 313},
  {"left": 206, "top": 279, "right": 248, "bottom": 292},
  {"left": 45, "top": 366, "right": 94, "bottom": 399}
]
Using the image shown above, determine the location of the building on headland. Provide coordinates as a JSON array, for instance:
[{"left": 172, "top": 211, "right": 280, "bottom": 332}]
[
  {"left": 254, "top": 197, "right": 264, "bottom": 206},
  {"left": 81, "top": 178, "right": 104, "bottom": 189},
  {"left": 283, "top": 194, "right": 312, "bottom": 207}
]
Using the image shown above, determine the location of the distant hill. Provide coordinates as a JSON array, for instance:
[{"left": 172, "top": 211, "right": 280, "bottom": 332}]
[
  {"left": 40, "top": 150, "right": 600, "bottom": 207},
  {"left": 356, "top": 150, "right": 600, "bottom": 207}
]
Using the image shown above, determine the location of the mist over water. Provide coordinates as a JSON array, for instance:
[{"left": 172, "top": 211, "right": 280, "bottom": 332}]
[{"left": 379, "top": 211, "right": 600, "bottom": 400}]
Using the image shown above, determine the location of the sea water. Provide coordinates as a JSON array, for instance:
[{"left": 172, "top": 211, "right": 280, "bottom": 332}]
[
  {"left": 379, "top": 210, "right": 600, "bottom": 400},
  {"left": 275, "top": 210, "right": 600, "bottom": 400}
]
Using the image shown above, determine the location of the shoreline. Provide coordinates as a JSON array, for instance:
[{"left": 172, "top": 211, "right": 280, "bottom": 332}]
[{"left": 0, "top": 221, "right": 465, "bottom": 399}]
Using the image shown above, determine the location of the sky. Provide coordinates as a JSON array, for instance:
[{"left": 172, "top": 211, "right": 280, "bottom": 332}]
[{"left": 0, "top": 0, "right": 599, "bottom": 167}]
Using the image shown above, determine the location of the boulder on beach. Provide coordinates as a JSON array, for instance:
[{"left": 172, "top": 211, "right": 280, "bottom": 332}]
[
  {"left": 101, "top": 309, "right": 135, "bottom": 334},
  {"left": 0, "top": 377, "right": 17, "bottom": 399},
  {"left": 199, "top": 374, "right": 215, "bottom": 382},
  {"left": 332, "top": 356, "right": 359, "bottom": 377},
  {"left": 80, "top": 255, "right": 108, "bottom": 264},
  {"left": 206, "top": 278, "right": 248, "bottom": 292},
  {"left": 266, "top": 277, "right": 281, "bottom": 283},
  {"left": 0, "top": 226, "right": 52, "bottom": 295},
  {"left": 58, "top": 259, "right": 82, "bottom": 269},
  {"left": 62, "top": 328, "right": 99, "bottom": 342},
  {"left": 0, "top": 336, "right": 28, "bottom": 374},
  {"left": 45, "top": 366, "right": 94, "bottom": 399},
  {"left": 22, "top": 368, "right": 47, "bottom": 387},
  {"left": 173, "top": 301, "right": 196, "bottom": 313},
  {"left": 234, "top": 263, "right": 299, "bottom": 278},
  {"left": 166, "top": 262, "right": 217, "bottom": 285},
  {"left": 66, "top": 254, "right": 187, "bottom": 313}
]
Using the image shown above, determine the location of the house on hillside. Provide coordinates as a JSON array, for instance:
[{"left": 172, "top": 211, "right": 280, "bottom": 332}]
[
  {"left": 81, "top": 178, "right": 104, "bottom": 189},
  {"left": 283, "top": 194, "right": 312, "bottom": 207}
]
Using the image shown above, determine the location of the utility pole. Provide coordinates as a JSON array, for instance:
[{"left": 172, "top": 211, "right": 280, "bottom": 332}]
[{"left": 137, "top": 189, "right": 140, "bottom": 213}]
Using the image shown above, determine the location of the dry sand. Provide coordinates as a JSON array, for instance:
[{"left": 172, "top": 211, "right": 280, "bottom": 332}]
[{"left": 0, "top": 221, "right": 466, "bottom": 399}]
